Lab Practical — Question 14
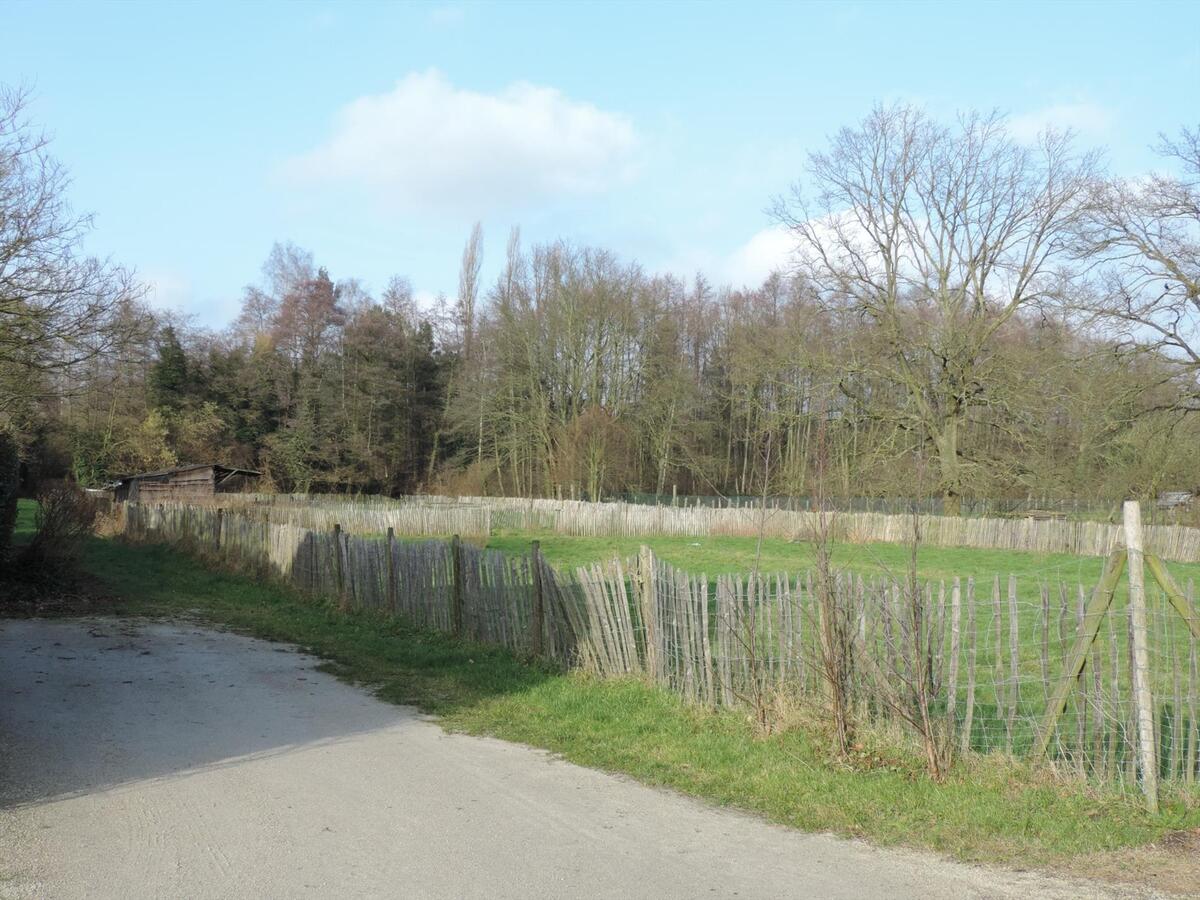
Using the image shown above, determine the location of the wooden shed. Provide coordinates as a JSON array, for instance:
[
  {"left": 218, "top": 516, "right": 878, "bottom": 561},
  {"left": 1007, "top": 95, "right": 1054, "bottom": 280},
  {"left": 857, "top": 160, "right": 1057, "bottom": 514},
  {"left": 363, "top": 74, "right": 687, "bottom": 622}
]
[{"left": 113, "top": 464, "right": 261, "bottom": 503}]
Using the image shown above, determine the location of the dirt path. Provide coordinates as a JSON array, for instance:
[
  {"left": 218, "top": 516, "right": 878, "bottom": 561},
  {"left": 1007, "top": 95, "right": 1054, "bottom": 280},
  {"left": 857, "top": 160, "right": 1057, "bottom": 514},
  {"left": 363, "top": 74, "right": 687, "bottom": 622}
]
[{"left": 0, "top": 618, "right": 1162, "bottom": 899}]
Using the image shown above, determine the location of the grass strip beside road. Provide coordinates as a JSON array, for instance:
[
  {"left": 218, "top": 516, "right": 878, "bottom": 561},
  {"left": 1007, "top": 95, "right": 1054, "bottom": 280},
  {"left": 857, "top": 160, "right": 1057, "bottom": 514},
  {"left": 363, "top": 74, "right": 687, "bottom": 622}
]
[{"left": 74, "top": 530, "right": 1200, "bottom": 869}]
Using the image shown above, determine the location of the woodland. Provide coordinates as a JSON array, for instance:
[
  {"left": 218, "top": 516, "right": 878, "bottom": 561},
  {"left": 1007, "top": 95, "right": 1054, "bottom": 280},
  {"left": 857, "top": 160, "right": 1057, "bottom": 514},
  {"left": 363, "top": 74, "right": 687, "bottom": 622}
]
[{"left": 3, "top": 90, "right": 1198, "bottom": 513}]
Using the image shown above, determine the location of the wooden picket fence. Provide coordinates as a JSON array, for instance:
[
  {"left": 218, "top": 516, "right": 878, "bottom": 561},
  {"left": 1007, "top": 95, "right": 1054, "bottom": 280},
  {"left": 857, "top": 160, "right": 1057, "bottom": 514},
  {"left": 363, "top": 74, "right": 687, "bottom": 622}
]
[
  {"left": 120, "top": 501, "right": 1200, "bottom": 787},
  {"left": 165, "top": 493, "right": 492, "bottom": 541},
  {"left": 385, "top": 495, "right": 1200, "bottom": 563},
  {"left": 121, "top": 501, "right": 571, "bottom": 661},
  {"left": 163, "top": 493, "right": 1200, "bottom": 562}
]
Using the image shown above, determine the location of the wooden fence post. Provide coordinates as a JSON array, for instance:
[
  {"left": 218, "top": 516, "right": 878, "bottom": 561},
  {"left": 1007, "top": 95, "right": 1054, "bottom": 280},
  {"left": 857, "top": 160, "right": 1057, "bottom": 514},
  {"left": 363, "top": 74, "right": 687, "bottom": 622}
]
[
  {"left": 639, "top": 545, "right": 659, "bottom": 680},
  {"left": 530, "top": 540, "right": 545, "bottom": 657},
  {"left": 386, "top": 526, "right": 397, "bottom": 613},
  {"left": 1145, "top": 554, "right": 1200, "bottom": 641},
  {"left": 1032, "top": 549, "right": 1125, "bottom": 758},
  {"left": 451, "top": 534, "right": 464, "bottom": 637},
  {"left": 215, "top": 507, "right": 224, "bottom": 551},
  {"left": 1124, "top": 500, "right": 1159, "bottom": 813},
  {"left": 334, "top": 523, "right": 346, "bottom": 612}
]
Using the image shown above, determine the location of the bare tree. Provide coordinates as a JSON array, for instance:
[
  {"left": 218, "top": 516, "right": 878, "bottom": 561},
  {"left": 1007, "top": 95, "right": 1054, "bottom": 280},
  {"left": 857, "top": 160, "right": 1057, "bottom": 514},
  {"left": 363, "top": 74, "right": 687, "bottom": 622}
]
[
  {"left": 1073, "top": 125, "right": 1200, "bottom": 411},
  {"left": 774, "top": 104, "right": 1096, "bottom": 514},
  {"left": 233, "top": 242, "right": 315, "bottom": 341},
  {"left": 456, "top": 221, "right": 485, "bottom": 463},
  {"left": 0, "top": 85, "right": 146, "bottom": 417},
  {"left": 381, "top": 274, "right": 416, "bottom": 322},
  {"left": 457, "top": 222, "right": 483, "bottom": 355}
]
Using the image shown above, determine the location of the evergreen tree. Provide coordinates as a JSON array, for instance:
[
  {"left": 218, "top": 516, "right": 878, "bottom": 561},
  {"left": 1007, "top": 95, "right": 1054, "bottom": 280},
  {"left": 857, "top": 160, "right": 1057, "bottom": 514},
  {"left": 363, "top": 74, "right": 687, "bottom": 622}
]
[{"left": 148, "top": 326, "right": 191, "bottom": 411}]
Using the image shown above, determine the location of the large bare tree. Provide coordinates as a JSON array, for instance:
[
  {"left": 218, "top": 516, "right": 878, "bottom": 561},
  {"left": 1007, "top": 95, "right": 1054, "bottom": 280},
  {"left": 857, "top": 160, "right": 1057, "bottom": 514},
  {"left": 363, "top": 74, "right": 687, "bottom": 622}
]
[
  {"left": 774, "top": 104, "right": 1096, "bottom": 513},
  {"left": 1074, "top": 126, "right": 1200, "bottom": 411},
  {"left": 0, "top": 85, "right": 145, "bottom": 418}
]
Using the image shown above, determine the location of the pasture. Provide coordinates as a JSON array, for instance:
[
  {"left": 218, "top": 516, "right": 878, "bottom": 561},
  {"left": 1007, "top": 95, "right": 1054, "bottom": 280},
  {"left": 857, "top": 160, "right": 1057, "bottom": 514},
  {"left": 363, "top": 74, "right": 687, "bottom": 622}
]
[{"left": 487, "top": 529, "right": 1200, "bottom": 586}]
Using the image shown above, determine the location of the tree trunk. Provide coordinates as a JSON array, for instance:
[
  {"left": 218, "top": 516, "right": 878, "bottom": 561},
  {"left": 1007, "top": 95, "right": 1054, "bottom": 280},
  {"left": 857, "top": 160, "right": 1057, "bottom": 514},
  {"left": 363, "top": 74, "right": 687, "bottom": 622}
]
[{"left": 936, "top": 419, "right": 963, "bottom": 517}]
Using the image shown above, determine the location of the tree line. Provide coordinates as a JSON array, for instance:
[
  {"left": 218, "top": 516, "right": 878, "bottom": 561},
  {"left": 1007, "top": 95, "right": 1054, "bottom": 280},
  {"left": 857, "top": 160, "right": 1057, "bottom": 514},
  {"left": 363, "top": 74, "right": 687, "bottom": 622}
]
[{"left": 3, "top": 86, "right": 1198, "bottom": 512}]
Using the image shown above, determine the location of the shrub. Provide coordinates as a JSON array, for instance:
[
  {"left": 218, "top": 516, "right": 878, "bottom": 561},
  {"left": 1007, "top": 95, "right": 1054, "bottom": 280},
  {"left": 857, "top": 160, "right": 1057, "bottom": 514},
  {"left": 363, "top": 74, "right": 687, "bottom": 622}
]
[{"left": 16, "top": 483, "right": 97, "bottom": 583}]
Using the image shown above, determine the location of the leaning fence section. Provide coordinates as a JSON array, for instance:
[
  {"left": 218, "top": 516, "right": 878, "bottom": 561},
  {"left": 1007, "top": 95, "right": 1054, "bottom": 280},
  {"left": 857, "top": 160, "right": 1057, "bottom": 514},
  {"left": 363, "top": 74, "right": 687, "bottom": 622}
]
[{"left": 120, "top": 501, "right": 1199, "bottom": 788}]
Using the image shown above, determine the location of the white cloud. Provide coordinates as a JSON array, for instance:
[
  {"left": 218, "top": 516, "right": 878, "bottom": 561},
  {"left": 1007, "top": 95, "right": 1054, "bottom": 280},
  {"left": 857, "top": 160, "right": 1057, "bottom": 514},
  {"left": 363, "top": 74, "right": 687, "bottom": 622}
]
[
  {"left": 281, "top": 70, "right": 639, "bottom": 212},
  {"left": 715, "top": 211, "right": 900, "bottom": 289},
  {"left": 723, "top": 225, "right": 795, "bottom": 287},
  {"left": 656, "top": 225, "right": 798, "bottom": 290},
  {"left": 1009, "top": 102, "right": 1115, "bottom": 143}
]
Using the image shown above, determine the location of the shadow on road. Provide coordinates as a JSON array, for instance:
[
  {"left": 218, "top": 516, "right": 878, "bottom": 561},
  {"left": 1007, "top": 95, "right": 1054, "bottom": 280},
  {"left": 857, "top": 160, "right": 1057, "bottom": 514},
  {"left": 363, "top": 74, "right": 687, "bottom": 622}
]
[{"left": 0, "top": 618, "right": 412, "bottom": 806}]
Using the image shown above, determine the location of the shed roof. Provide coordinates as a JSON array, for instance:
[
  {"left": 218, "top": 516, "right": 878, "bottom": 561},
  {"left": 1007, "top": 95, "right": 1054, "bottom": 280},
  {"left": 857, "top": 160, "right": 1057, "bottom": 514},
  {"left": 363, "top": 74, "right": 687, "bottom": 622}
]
[{"left": 113, "top": 464, "right": 262, "bottom": 485}]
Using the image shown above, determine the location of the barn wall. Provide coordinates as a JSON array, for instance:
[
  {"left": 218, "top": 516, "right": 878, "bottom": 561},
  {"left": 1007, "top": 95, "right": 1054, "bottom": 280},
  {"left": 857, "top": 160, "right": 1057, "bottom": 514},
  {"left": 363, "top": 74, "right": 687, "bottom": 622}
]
[
  {"left": 132, "top": 468, "right": 216, "bottom": 502},
  {"left": 119, "top": 467, "right": 259, "bottom": 502}
]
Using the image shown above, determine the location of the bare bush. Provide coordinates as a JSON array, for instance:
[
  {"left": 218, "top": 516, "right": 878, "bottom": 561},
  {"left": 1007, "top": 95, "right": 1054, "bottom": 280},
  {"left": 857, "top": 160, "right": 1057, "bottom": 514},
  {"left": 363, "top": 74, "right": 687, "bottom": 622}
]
[
  {"left": 17, "top": 483, "right": 97, "bottom": 580},
  {"left": 795, "top": 417, "right": 859, "bottom": 756},
  {"left": 857, "top": 507, "right": 957, "bottom": 779}
]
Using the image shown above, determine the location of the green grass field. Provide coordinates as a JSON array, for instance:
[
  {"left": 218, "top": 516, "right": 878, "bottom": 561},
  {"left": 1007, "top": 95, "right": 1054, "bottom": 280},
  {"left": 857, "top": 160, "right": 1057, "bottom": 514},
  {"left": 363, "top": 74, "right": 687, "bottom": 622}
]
[
  {"left": 12, "top": 498, "right": 37, "bottom": 542},
  {"left": 492, "top": 529, "right": 1200, "bottom": 764},
  {"left": 488, "top": 530, "right": 1200, "bottom": 587}
]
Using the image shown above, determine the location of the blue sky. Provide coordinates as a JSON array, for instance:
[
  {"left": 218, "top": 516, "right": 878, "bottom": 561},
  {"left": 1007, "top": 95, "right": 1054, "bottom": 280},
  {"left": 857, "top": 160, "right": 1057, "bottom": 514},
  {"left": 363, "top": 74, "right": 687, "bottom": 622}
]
[{"left": 7, "top": 0, "right": 1198, "bottom": 327}]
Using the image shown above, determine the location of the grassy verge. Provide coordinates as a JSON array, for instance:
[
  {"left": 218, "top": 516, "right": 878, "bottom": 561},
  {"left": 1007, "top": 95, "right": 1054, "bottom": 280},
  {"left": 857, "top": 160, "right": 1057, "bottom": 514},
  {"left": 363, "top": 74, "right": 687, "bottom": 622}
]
[{"left": 69, "top": 525, "right": 1198, "bottom": 869}]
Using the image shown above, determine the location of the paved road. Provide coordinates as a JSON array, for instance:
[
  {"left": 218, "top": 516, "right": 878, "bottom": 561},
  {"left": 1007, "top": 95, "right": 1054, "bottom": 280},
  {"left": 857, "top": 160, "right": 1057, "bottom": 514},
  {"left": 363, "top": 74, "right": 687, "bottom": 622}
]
[{"left": 0, "top": 618, "right": 1156, "bottom": 899}]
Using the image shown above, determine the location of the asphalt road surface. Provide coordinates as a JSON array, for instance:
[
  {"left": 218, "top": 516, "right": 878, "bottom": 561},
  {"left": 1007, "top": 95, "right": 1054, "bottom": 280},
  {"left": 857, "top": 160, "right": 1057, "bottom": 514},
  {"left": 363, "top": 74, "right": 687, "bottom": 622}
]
[{"left": 0, "top": 618, "right": 1158, "bottom": 899}]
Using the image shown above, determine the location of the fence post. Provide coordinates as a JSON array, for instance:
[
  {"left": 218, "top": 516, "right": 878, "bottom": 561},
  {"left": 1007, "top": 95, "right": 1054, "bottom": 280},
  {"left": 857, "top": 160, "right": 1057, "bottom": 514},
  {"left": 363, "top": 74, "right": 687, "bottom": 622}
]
[
  {"left": 530, "top": 540, "right": 545, "bottom": 658},
  {"left": 639, "top": 544, "right": 659, "bottom": 680},
  {"left": 215, "top": 507, "right": 224, "bottom": 551},
  {"left": 1031, "top": 549, "right": 1125, "bottom": 759},
  {"left": 334, "top": 523, "right": 347, "bottom": 612},
  {"left": 451, "top": 534, "right": 464, "bottom": 637},
  {"left": 386, "top": 526, "right": 397, "bottom": 613},
  {"left": 1124, "top": 500, "right": 1159, "bottom": 813}
]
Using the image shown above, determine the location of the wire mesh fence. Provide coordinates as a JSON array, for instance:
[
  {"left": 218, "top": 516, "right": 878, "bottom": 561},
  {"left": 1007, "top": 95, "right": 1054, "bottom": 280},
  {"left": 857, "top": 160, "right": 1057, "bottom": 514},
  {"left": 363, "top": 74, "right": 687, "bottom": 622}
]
[
  {"left": 120, "top": 501, "right": 1200, "bottom": 789},
  {"left": 571, "top": 557, "right": 1199, "bottom": 785}
]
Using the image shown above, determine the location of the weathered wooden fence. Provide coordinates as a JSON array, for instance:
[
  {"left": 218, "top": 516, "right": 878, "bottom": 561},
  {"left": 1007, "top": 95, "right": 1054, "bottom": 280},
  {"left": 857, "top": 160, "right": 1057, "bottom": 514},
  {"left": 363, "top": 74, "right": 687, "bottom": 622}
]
[
  {"left": 573, "top": 555, "right": 1199, "bottom": 786},
  {"left": 384, "top": 495, "right": 1200, "bottom": 563},
  {"left": 156, "top": 494, "right": 492, "bottom": 541},
  {"left": 121, "top": 502, "right": 1199, "bottom": 787},
  {"left": 171, "top": 493, "right": 1200, "bottom": 562},
  {"left": 122, "top": 502, "right": 573, "bottom": 661}
]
